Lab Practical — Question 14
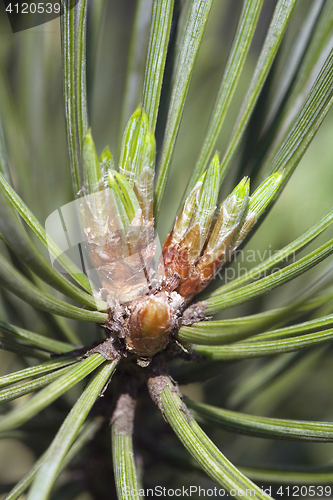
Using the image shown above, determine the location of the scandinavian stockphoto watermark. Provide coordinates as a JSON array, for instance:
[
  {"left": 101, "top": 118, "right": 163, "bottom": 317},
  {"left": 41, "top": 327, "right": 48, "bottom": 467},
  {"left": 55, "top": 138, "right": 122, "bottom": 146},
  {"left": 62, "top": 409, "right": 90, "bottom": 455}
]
[
  {"left": 215, "top": 246, "right": 297, "bottom": 285},
  {"left": 122, "top": 486, "right": 258, "bottom": 497},
  {"left": 121, "top": 485, "right": 332, "bottom": 498}
]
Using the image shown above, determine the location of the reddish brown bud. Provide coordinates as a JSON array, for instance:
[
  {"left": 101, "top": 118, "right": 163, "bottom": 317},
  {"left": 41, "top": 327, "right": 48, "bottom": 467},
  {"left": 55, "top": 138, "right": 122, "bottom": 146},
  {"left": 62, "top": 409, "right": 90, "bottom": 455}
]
[{"left": 126, "top": 293, "right": 174, "bottom": 357}]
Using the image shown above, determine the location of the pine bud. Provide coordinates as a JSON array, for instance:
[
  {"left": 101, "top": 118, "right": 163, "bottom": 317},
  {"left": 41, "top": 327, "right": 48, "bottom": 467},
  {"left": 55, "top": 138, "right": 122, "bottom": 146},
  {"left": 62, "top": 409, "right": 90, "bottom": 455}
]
[{"left": 126, "top": 293, "right": 174, "bottom": 357}]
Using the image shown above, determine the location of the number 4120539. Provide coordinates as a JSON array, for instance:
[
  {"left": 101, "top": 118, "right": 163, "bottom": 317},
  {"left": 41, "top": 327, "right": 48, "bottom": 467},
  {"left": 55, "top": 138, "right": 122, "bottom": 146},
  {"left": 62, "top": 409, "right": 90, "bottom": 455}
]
[
  {"left": 276, "top": 485, "right": 331, "bottom": 497},
  {"left": 5, "top": 3, "right": 61, "bottom": 14}
]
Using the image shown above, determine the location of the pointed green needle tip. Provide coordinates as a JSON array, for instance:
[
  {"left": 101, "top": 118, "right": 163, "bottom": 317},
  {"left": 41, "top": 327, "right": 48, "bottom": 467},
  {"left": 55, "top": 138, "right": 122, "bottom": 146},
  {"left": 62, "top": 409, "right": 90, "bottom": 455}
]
[
  {"left": 142, "top": 131, "right": 156, "bottom": 168},
  {"left": 107, "top": 170, "right": 130, "bottom": 226},
  {"left": 206, "top": 176, "right": 250, "bottom": 253},
  {"left": 119, "top": 107, "right": 150, "bottom": 183},
  {"left": 232, "top": 177, "right": 250, "bottom": 200},
  {"left": 107, "top": 169, "right": 117, "bottom": 190},
  {"left": 108, "top": 170, "right": 140, "bottom": 222},
  {"left": 189, "top": 153, "right": 221, "bottom": 250},
  {"left": 198, "top": 172, "right": 206, "bottom": 183},
  {"left": 129, "top": 106, "right": 149, "bottom": 136},
  {"left": 119, "top": 108, "right": 142, "bottom": 165},
  {"left": 100, "top": 145, "right": 114, "bottom": 171},
  {"left": 211, "top": 151, "right": 220, "bottom": 170},
  {"left": 249, "top": 171, "right": 284, "bottom": 216},
  {"left": 82, "top": 128, "right": 102, "bottom": 193},
  {"left": 133, "top": 108, "right": 149, "bottom": 151},
  {"left": 198, "top": 152, "right": 220, "bottom": 208},
  {"left": 114, "top": 171, "right": 140, "bottom": 216},
  {"left": 208, "top": 152, "right": 220, "bottom": 184},
  {"left": 133, "top": 105, "right": 144, "bottom": 120}
]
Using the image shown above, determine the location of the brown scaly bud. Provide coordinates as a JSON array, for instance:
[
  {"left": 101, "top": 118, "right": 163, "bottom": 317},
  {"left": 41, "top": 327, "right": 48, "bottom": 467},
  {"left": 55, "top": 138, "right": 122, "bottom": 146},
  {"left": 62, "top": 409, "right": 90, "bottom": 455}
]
[
  {"left": 126, "top": 292, "right": 175, "bottom": 357},
  {"left": 161, "top": 174, "right": 284, "bottom": 305}
]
